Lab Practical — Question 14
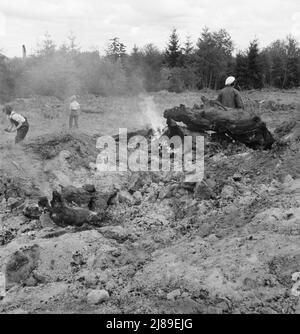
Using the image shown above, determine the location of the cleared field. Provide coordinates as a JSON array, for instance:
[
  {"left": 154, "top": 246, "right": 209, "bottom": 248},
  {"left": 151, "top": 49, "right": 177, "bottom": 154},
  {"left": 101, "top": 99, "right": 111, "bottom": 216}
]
[
  {"left": 0, "top": 89, "right": 300, "bottom": 314},
  {"left": 1, "top": 89, "right": 299, "bottom": 141}
]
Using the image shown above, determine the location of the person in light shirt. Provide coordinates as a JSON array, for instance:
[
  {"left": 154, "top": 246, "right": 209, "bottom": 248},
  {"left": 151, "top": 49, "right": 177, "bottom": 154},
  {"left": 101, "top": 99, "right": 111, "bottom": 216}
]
[
  {"left": 3, "top": 105, "right": 29, "bottom": 144},
  {"left": 69, "top": 95, "right": 81, "bottom": 130}
]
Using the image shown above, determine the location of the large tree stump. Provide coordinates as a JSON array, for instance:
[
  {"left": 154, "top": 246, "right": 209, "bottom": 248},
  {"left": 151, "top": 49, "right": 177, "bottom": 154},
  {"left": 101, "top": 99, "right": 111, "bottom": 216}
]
[{"left": 163, "top": 97, "right": 275, "bottom": 149}]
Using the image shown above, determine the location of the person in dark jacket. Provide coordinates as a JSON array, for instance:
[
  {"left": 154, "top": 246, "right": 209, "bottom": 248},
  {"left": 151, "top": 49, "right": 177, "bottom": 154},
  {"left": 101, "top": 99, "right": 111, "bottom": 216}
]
[
  {"left": 217, "top": 76, "right": 245, "bottom": 109},
  {"left": 3, "top": 105, "right": 29, "bottom": 144}
]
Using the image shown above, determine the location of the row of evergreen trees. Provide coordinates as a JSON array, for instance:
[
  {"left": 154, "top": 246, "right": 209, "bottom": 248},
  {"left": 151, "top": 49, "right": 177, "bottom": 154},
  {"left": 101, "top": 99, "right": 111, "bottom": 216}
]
[
  {"left": 104, "top": 28, "right": 300, "bottom": 93},
  {"left": 236, "top": 37, "right": 300, "bottom": 90},
  {"left": 123, "top": 28, "right": 300, "bottom": 92},
  {"left": 0, "top": 28, "right": 300, "bottom": 101}
]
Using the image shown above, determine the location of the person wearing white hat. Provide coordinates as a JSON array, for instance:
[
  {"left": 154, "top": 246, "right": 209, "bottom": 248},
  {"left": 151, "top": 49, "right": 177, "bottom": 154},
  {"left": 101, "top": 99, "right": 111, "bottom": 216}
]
[
  {"left": 217, "top": 76, "right": 244, "bottom": 109},
  {"left": 225, "top": 76, "right": 236, "bottom": 86}
]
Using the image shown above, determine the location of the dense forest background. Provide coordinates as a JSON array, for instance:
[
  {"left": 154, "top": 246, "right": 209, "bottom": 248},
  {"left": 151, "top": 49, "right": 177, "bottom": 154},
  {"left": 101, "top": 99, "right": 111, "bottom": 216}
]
[{"left": 1, "top": 28, "right": 300, "bottom": 102}]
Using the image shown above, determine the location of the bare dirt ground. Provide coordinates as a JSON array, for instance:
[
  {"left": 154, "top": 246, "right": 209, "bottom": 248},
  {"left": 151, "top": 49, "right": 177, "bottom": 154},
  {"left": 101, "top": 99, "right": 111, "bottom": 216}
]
[{"left": 0, "top": 89, "right": 300, "bottom": 314}]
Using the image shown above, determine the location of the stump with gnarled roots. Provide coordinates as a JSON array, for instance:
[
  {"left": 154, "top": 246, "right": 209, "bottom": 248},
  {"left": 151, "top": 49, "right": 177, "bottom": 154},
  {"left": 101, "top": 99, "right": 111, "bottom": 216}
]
[{"left": 163, "top": 97, "right": 275, "bottom": 150}]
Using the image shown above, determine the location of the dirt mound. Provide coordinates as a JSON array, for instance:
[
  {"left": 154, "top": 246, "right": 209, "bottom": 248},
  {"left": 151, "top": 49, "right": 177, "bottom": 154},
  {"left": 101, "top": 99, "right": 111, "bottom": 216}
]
[
  {"left": 275, "top": 121, "right": 298, "bottom": 138},
  {"left": 0, "top": 176, "right": 42, "bottom": 202},
  {"left": 261, "top": 100, "right": 298, "bottom": 112},
  {"left": 26, "top": 132, "right": 98, "bottom": 167}
]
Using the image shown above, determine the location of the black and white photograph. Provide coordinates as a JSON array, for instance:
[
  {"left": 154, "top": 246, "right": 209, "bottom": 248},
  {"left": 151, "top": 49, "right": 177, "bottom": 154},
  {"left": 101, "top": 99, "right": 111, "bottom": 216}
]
[{"left": 0, "top": 0, "right": 300, "bottom": 316}]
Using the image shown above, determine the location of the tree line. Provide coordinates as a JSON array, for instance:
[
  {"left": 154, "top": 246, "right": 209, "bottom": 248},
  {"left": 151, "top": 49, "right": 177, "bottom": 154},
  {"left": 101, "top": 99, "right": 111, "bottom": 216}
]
[{"left": 0, "top": 28, "right": 300, "bottom": 102}]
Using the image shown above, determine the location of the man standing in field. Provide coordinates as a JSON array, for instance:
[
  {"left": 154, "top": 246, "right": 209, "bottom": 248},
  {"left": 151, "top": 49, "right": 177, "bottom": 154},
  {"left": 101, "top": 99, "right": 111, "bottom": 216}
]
[
  {"left": 217, "top": 76, "right": 245, "bottom": 109},
  {"left": 3, "top": 105, "right": 29, "bottom": 144},
  {"left": 69, "top": 95, "right": 81, "bottom": 130}
]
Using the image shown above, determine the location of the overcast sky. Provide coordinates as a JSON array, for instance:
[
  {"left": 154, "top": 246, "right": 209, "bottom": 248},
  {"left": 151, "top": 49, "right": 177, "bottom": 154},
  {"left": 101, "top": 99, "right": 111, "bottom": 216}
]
[{"left": 0, "top": 0, "right": 299, "bottom": 57}]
